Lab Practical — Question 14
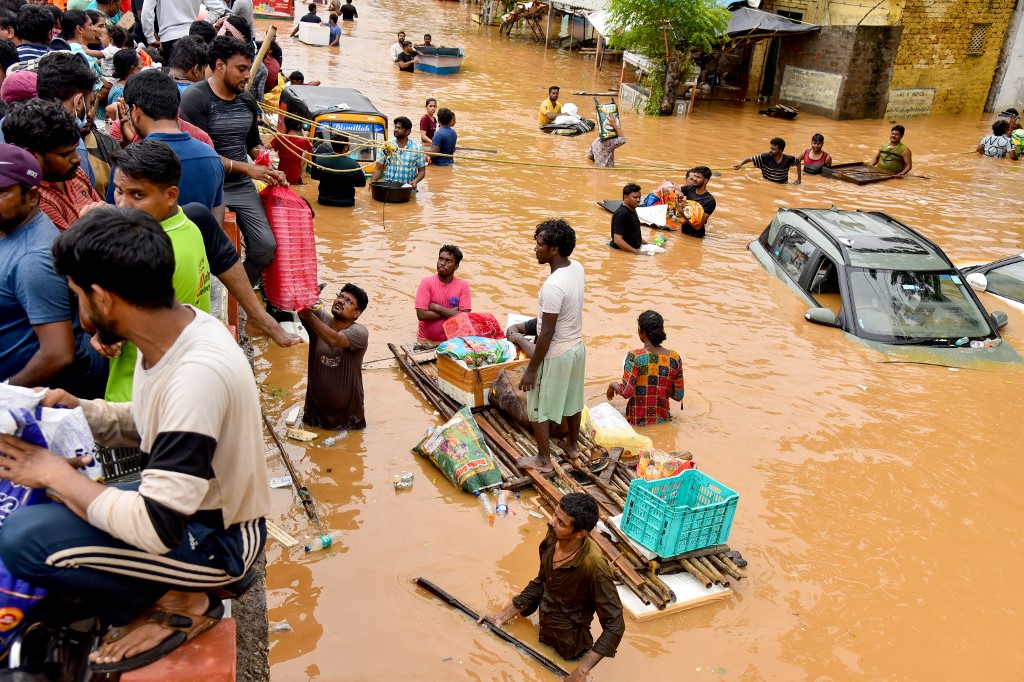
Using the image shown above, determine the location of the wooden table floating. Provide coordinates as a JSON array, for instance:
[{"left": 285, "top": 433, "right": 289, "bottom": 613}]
[{"left": 822, "top": 162, "right": 899, "bottom": 185}]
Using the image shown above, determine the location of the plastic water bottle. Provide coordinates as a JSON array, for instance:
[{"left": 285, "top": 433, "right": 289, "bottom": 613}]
[
  {"left": 305, "top": 531, "right": 343, "bottom": 552},
  {"left": 495, "top": 489, "right": 509, "bottom": 517},
  {"left": 320, "top": 431, "right": 348, "bottom": 448},
  {"left": 475, "top": 490, "right": 495, "bottom": 524}
]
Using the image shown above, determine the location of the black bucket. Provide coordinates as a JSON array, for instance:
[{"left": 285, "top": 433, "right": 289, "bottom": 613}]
[{"left": 370, "top": 180, "right": 414, "bottom": 203}]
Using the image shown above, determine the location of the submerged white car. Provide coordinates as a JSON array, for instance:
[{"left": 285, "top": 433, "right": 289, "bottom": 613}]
[{"left": 748, "top": 208, "right": 1020, "bottom": 364}]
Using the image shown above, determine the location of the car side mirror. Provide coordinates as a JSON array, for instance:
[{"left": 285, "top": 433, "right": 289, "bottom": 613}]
[
  {"left": 991, "top": 311, "right": 1009, "bottom": 329},
  {"left": 805, "top": 307, "right": 837, "bottom": 326},
  {"left": 966, "top": 272, "right": 988, "bottom": 291}
]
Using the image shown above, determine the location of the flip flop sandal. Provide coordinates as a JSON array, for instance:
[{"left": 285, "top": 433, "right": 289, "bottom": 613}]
[
  {"left": 587, "top": 456, "right": 610, "bottom": 474},
  {"left": 90, "top": 597, "right": 225, "bottom": 674}
]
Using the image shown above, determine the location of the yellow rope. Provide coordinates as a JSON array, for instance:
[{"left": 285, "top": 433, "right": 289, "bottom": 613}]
[{"left": 258, "top": 101, "right": 721, "bottom": 173}]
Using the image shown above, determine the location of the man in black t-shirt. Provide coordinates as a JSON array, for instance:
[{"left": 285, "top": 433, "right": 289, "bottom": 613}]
[
  {"left": 678, "top": 165, "right": 716, "bottom": 238},
  {"left": 734, "top": 137, "right": 802, "bottom": 185},
  {"left": 396, "top": 41, "right": 419, "bottom": 71},
  {"left": 340, "top": 0, "right": 358, "bottom": 21},
  {"left": 610, "top": 182, "right": 648, "bottom": 255},
  {"left": 179, "top": 36, "right": 288, "bottom": 285}
]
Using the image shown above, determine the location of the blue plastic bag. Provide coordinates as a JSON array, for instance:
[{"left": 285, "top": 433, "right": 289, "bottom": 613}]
[{"left": 0, "top": 407, "right": 50, "bottom": 655}]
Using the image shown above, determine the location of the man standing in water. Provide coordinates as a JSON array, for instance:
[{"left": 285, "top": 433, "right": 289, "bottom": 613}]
[
  {"left": 734, "top": 137, "right": 801, "bottom": 184},
  {"left": 870, "top": 124, "right": 913, "bottom": 178},
  {"left": 298, "top": 284, "right": 370, "bottom": 431},
  {"left": 538, "top": 85, "right": 561, "bottom": 126},
  {"left": 415, "top": 244, "right": 471, "bottom": 344},
  {"left": 677, "top": 166, "right": 716, "bottom": 238},
  {"left": 512, "top": 220, "right": 586, "bottom": 473},
  {"left": 370, "top": 116, "right": 427, "bottom": 188},
  {"left": 609, "top": 183, "right": 647, "bottom": 255},
  {"left": 479, "top": 492, "right": 624, "bottom": 682}
]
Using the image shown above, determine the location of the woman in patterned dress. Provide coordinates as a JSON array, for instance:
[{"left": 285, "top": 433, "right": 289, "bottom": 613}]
[{"left": 606, "top": 310, "right": 684, "bottom": 426}]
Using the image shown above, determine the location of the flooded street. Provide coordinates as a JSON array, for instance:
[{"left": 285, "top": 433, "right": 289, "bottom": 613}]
[{"left": 256, "top": 3, "right": 1024, "bottom": 679}]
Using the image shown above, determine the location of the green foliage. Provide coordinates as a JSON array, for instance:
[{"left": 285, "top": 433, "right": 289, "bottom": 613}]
[
  {"left": 641, "top": 65, "right": 666, "bottom": 116},
  {"left": 605, "top": 0, "right": 730, "bottom": 58}
]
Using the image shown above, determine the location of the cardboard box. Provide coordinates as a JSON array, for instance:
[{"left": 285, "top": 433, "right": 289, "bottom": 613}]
[{"left": 436, "top": 354, "right": 529, "bottom": 408}]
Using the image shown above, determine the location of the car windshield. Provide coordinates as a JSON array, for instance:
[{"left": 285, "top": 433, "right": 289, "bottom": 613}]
[
  {"left": 986, "top": 261, "right": 1024, "bottom": 303},
  {"left": 848, "top": 269, "right": 992, "bottom": 342}
]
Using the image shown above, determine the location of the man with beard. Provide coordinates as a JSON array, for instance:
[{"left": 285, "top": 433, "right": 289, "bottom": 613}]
[
  {"left": 104, "top": 139, "right": 211, "bottom": 401},
  {"left": 414, "top": 244, "right": 471, "bottom": 344},
  {"left": 0, "top": 206, "right": 268, "bottom": 673},
  {"left": 676, "top": 166, "right": 716, "bottom": 238},
  {"left": 1, "top": 99, "right": 104, "bottom": 232},
  {"left": 369, "top": 116, "right": 426, "bottom": 189},
  {"left": 180, "top": 36, "right": 287, "bottom": 285},
  {"left": 297, "top": 284, "right": 370, "bottom": 430},
  {"left": 0, "top": 143, "right": 106, "bottom": 397}
]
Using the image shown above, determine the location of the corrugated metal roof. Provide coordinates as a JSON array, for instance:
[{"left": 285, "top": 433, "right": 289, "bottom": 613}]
[{"left": 551, "top": 0, "right": 608, "bottom": 14}]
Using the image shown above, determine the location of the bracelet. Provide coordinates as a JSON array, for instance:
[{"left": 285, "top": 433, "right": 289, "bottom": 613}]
[{"left": 229, "top": 160, "right": 234, "bottom": 174}]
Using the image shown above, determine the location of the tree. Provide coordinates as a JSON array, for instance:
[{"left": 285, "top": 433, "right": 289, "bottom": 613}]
[{"left": 606, "top": 0, "right": 730, "bottom": 115}]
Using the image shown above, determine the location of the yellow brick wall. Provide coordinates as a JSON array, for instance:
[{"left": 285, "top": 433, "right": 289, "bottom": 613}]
[{"left": 888, "top": 0, "right": 1016, "bottom": 114}]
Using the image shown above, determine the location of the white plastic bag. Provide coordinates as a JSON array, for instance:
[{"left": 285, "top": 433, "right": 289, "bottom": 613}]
[{"left": 582, "top": 402, "right": 653, "bottom": 458}]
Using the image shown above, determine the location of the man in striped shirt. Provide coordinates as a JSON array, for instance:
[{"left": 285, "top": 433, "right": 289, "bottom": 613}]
[
  {"left": 0, "top": 207, "right": 269, "bottom": 673},
  {"left": 13, "top": 5, "right": 52, "bottom": 64},
  {"left": 734, "top": 136, "right": 802, "bottom": 185}
]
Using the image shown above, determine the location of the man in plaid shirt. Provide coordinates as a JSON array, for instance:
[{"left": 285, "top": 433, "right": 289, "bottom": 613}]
[{"left": 370, "top": 116, "right": 427, "bottom": 189}]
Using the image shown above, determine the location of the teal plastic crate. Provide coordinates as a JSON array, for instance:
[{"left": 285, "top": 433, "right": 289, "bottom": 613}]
[{"left": 621, "top": 469, "right": 739, "bottom": 557}]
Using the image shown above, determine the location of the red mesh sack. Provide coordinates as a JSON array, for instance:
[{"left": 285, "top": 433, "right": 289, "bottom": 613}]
[
  {"left": 443, "top": 312, "right": 505, "bottom": 340},
  {"left": 260, "top": 186, "right": 320, "bottom": 311}
]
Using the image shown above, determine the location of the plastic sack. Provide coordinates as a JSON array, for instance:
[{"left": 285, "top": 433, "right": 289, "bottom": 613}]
[
  {"left": 635, "top": 449, "right": 695, "bottom": 481},
  {"left": 260, "top": 186, "right": 320, "bottom": 312},
  {"left": 489, "top": 368, "right": 568, "bottom": 438},
  {"left": 0, "top": 384, "right": 103, "bottom": 652},
  {"left": 594, "top": 98, "right": 619, "bottom": 141},
  {"left": 1013, "top": 129, "right": 1024, "bottom": 156},
  {"left": 436, "top": 337, "right": 513, "bottom": 369},
  {"left": 640, "top": 193, "right": 660, "bottom": 207},
  {"left": 582, "top": 402, "right": 653, "bottom": 458},
  {"left": 412, "top": 406, "right": 502, "bottom": 493},
  {"left": 679, "top": 199, "right": 705, "bottom": 227},
  {"left": 443, "top": 312, "right": 505, "bottom": 341},
  {"left": 254, "top": 149, "right": 272, "bottom": 167}
]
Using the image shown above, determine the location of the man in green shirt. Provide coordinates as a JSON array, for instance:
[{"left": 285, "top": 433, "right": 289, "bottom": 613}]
[
  {"left": 870, "top": 124, "right": 913, "bottom": 178},
  {"left": 104, "top": 138, "right": 210, "bottom": 401}
]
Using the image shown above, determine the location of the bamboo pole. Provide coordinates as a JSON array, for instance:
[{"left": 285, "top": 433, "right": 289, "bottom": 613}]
[
  {"left": 697, "top": 556, "right": 729, "bottom": 587},
  {"left": 680, "top": 558, "right": 714, "bottom": 586},
  {"left": 248, "top": 25, "right": 276, "bottom": 92},
  {"left": 709, "top": 554, "right": 743, "bottom": 582},
  {"left": 717, "top": 554, "right": 746, "bottom": 581},
  {"left": 678, "top": 559, "right": 712, "bottom": 588}
]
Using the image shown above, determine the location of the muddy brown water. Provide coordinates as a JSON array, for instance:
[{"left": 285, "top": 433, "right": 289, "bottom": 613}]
[{"left": 256, "top": 5, "right": 1024, "bottom": 679}]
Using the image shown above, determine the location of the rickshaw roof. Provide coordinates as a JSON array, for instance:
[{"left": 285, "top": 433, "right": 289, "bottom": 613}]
[{"left": 280, "top": 86, "right": 387, "bottom": 120}]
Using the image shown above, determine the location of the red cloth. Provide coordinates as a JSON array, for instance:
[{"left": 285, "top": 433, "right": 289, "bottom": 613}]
[
  {"left": 264, "top": 56, "right": 281, "bottom": 93},
  {"left": 271, "top": 136, "right": 312, "bottom": 185},
  {"left": 40, "top": 169, "right": 102, "bottom": 232}
]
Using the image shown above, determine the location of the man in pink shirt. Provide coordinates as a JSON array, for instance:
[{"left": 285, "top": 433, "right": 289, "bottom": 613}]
[{"left": 415, "top": 245, "right": 471, "bottom": 343}]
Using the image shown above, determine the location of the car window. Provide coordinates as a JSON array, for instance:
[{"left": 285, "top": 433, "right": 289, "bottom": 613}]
[
  {"left": 849, "top": 269, "right": 991, "bottom": 340},
  {"left": 773, "top": 228, "right": 814, "bottom": 281},
  {"left": 809, "top": 256, "right": 842, "bottom": 314},
  {"left": 986, "top": 261, "right": 1024, "bottom": 303}
]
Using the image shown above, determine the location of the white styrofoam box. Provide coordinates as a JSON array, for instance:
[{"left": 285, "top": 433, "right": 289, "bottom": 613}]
[{"left": 298, "top": 22, "right": 330, "bottom": 46}]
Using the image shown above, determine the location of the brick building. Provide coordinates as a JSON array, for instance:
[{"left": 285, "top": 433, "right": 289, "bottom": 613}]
[{"left": 745, "top": 0, "right": 1018, "bottom": 118}]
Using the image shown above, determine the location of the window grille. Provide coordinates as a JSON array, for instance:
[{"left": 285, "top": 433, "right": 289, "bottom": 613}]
[{"left": 967, "top": 24, "right": 989, "bottom": 55}]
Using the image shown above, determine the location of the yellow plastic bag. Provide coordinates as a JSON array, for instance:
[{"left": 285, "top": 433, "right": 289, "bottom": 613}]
[{"left": 582, "top": 403, "right": 653, "bottom": 458}]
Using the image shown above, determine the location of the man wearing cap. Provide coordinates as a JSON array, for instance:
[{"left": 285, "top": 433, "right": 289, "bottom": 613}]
[
  {"left": 0, "top": 143, "right": 107, "bottom": 397},
  {"left": 1, "top": 99, "right": 104, "bottom": 232}
]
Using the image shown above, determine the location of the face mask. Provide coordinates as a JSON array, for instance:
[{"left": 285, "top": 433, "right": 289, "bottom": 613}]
[{"left": 75, "top": 96, "right": 89, "bottom": 130}]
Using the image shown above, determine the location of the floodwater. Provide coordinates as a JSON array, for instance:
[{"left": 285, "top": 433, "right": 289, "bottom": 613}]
[{"left": 256, "top": 3, "right": 1024, "bottom": 680}]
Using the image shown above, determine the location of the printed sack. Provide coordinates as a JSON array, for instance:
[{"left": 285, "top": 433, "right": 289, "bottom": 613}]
[{"left": 412, "top": 406, "right": 502, "bottom": 493}]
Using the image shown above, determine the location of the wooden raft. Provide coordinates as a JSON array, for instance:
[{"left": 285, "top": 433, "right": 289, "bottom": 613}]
[{"left": 388, "top": 344, "right": 748, "bottom": 610}]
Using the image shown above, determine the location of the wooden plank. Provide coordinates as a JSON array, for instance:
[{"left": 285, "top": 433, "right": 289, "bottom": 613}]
[{"left": 600, "top": 447, "right": 623, "bottom": 483}]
